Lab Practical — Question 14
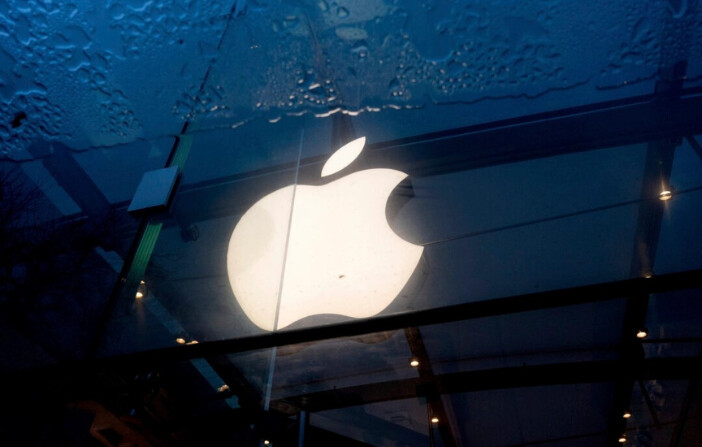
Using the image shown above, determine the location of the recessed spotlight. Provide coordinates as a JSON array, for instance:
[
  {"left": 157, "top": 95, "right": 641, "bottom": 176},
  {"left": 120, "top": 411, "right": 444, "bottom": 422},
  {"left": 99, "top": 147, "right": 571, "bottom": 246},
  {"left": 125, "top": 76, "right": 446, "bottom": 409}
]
[
  {"left": 135, "top": 291, "right": 144, "bottom": 299},
  {"left": 618, "top": 435, "right": 627, "bottom": 443},
  {"left": 430, "top": 417, "right": 439, "bottom": 424},
  {"left": 623, "top": 411, "right": 632, "bottom": 419},
  {"left": 636, "top": 329, "right": 648, "bottom": 339},
  {"left": 176, "top": 337, "right": 186, "bottom": 344},
  {"left": 410, "top": 359, "right": 419, "bottom": 367},
  {"left": 658, "top": 190, "right": 672, "bottom": 201}
]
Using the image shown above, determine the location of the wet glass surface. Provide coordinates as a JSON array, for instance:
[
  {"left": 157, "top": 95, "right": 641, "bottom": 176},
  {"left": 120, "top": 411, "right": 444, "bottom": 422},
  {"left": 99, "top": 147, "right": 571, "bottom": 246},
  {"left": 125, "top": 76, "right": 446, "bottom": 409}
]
[
  {"left": 1, "top": 2, "right": 702, "bottom": 445},
  {"left": 2, "top": 0, "right": 693, "bottom": 157}
]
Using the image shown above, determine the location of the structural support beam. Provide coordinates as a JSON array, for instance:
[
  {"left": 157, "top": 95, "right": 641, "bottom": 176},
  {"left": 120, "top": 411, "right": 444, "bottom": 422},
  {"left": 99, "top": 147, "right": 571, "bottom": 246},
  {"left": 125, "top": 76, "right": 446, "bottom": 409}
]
[
  {"left": 608, "top": 136, "right": 677, "bottom": 444},
  {"left": 69, "top": 267, "right": 702, "bottom": 371},
  {"left": 269, "top": 357, "right": 702, "bottom": 414},
  {"left": 27, "top": 141, "right": 111, "bottom": 220},
  {"left": 171, "top": 92, "right": 702, "bottom": 225},
  {"left": 607, "top": 51, "right": 686, "bottom": 444},
  {"left": 404, "top": 327, "right": 458, "bottom": 447}
]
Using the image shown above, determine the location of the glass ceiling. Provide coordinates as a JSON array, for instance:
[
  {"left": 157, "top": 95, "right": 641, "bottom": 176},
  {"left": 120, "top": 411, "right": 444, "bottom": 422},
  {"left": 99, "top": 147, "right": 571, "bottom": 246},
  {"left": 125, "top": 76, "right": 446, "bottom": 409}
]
[
  {"left": 2, "top": 0, "right": 702, "bottom": 157},
  {"left": 1, "top": 1, "right": 702, "bottom": 447}
]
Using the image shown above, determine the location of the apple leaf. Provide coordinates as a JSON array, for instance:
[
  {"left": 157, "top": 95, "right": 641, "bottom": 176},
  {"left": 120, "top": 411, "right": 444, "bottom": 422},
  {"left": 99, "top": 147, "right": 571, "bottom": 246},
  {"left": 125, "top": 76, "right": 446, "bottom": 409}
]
[{"left": 321, "top": 136, "right": 366, "bottom": 177}]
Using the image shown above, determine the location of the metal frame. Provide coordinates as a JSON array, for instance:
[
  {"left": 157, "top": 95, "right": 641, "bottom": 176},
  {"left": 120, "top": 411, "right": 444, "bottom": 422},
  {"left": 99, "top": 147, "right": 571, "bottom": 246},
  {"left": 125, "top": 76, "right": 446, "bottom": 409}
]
[
  {"left": 169, "top": 91, "right": 702, "bottom": 225},
  {"left": 21, "top": 88, "right": 702, "bottom": 446},
  {"left": 88, "top": 268, "right": 702, "bottom": 368},
  {"left": 269, "top": 357, "right": 702, "bottom": 414}
]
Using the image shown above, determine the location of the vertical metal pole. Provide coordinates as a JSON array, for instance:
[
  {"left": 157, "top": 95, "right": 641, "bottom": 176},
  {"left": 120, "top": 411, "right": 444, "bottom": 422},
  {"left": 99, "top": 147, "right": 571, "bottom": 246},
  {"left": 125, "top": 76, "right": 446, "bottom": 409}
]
[
  {"left": 428, "top": 404, "right": 435, "bottom": 447},
  {"left": 297, "top": 410, "right": 308, "bottom": 447},
  {"left": 263, "top": 346, "right": 277, "bottom": 411}
]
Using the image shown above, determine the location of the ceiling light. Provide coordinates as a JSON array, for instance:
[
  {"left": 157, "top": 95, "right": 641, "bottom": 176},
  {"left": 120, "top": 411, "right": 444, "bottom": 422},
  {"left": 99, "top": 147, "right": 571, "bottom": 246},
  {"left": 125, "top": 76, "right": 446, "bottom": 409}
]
[
  {"left": 140, "top": 280, "right": 145, "bottom": 285},
  {"left": 636, "top": 329, "right": 648, "bottom": 339},
  {"left": 623, "top": 411, "right": 632, "bottom": 419},
  {"left": 618, "top": 435, "right": 627, "bottom": 443},
  {"left": 218, "top": 384, "right": 230, "bottom": 393},
  {"left": 176, "top": 338, "right": 186, "bottom": 344},
  {"left": 135, "top": 291, "right": 144, "bottom": 299},
  {"left": 658, "top": 190, "right": 672, "bottom": 201},
  {"left": 430, "top": 417, "right": 439, "bottom": 424},
  {"left": 410, "top": 359, "right": 419, "bottom": 367},
  {"left": 186, "top": 340, "right": 199, "bottom": 345},
  {"left": 264, "top": 441, "right": 270, "bottom": 445}
]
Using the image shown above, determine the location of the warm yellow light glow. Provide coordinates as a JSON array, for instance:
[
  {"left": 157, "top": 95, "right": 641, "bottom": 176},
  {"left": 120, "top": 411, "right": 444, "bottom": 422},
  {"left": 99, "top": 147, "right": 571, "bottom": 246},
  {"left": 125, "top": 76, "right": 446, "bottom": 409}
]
[
  {"left": 623, "top": 411, "right": 632, "bottom": 419},
  {"left": 135, "top": 291, "right": 144, "bottom": 299},
  {"left": 659, "top": 190, "right": 672, "bottom": 201},
  {"left": 140, "top": 280, "right": 145, "bottom": 285},
  {"left": 176, "top": 338, "right": 186, "bottom": 344},
  {"left": 636, "top": 329, "right": 648, "bottom": 339},
  {"left": 618, "top": 435, "right": 627, "bottom": 443},
  {"left": 218, "top": 384, "right": 230, "bottom": 393},
  {"left": 264, "top": 440, "right": 270, "bottom": 446},
  {"left": 321, "top": 137, "right": 366, "bottom": 177},
  {"left": 228, "top": 160, "right": 423, "bottom": 331},
  {"left": 410, "top": 359, "right": 419, "bottom": 367},
  {"left": 431, "top": 417, "right": 439, "bottom": 424},
  {"left": 186, "top": 340, "right": 199, "bottom": 345}
]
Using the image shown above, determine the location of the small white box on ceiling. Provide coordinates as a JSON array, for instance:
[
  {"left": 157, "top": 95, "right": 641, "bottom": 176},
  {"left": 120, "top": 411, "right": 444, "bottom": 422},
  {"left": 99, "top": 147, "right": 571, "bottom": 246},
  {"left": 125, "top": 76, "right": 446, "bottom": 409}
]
[{"left": 128, "top": 166, "right": 180, "bottom": 214}]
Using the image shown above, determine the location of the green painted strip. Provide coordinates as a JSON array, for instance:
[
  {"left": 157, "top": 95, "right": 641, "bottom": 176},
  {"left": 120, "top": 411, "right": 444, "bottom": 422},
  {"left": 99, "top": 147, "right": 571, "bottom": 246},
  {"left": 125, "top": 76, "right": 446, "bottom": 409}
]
[
  {"left": 121, "top": 133, "right": 192, "bottom": 296},
  {"left": 124, "top": 221, "right": 163, "bottom": 294},
  {"left": 170, "top": 134, "right": 193, "bottom": 170}
]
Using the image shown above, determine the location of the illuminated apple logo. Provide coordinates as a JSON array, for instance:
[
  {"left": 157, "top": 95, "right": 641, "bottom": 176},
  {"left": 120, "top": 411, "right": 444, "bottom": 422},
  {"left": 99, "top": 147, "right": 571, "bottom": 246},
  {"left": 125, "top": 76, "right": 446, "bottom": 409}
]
[{"left": 227, "top": 137, "right": 423, "bottom": 331}]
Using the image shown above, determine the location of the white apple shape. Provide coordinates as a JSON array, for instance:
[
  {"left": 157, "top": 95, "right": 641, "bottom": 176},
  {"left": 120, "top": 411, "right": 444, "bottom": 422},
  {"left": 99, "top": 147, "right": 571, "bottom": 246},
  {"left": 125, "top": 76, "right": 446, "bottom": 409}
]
[{"left": 227, "top": 137, "right": 423, "bottom": 331}]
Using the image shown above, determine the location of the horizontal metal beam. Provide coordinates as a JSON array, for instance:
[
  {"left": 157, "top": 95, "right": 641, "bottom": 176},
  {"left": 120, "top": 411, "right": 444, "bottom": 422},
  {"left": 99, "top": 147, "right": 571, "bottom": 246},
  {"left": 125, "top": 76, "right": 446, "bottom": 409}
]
[
  {"left": 271, "top": 357, "right": 702, "bottom": 414},
  {"left": 368, "top": 93, "right": 702, "bottom": 177},
  {"left": 171, "top": 92, "right": 702, "bottom": 225},
  {"left": 81, "top": 268, "right": 702, "bottom": 371}
]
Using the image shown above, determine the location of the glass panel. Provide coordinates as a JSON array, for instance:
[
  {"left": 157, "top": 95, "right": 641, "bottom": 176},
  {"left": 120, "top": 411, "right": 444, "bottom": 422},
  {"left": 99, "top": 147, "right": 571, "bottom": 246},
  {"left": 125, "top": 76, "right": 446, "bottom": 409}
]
[
  {"left": 311, "top": 398, "right": 430, "bottom": 446},
  {"left": 2, "top": 2, "right": 702, "bottom": 446},
  {"left": 73, "top": 139, "right": 172, "bottom": 204},
  {"left": 656, "top": 136, "right": 702, "bottom": 275},
  {"left": 3, "top": 0, "right": 698, "bottom": 159},
  {"left": 644, "top": 288, "right": 702, "bottom": 358},
  {"left": 625, "top": 380, "right": 693, "bottom": 446},
  {"left": 98, "top": 117, "right": 308, "bottom": 356},
  {"left": 270, "top": 330, "right": 415, "bottom": 401},
  {"left": 0, "top": 138, "right": 155, "bottom": 368},
  {"left": 445, "top": 384, "right": 613, "bottom": 446},
  {"left": 684, "top": 3, "right": 702, "bottom": 88},
  {"left": 265, "top": 135, "right": 645, "bottom": 333},
  {"left": 193, "top": 0, "right": 669, "bottom": 134},
  {"left": 422, "top": 300, "right": 625, "bottom": 375},
  {"left": 0, "top": 0, "right": 236, "bottom": 155},
  {"left": 98, "top": 118, "right": 652, "bottom": 355}
]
